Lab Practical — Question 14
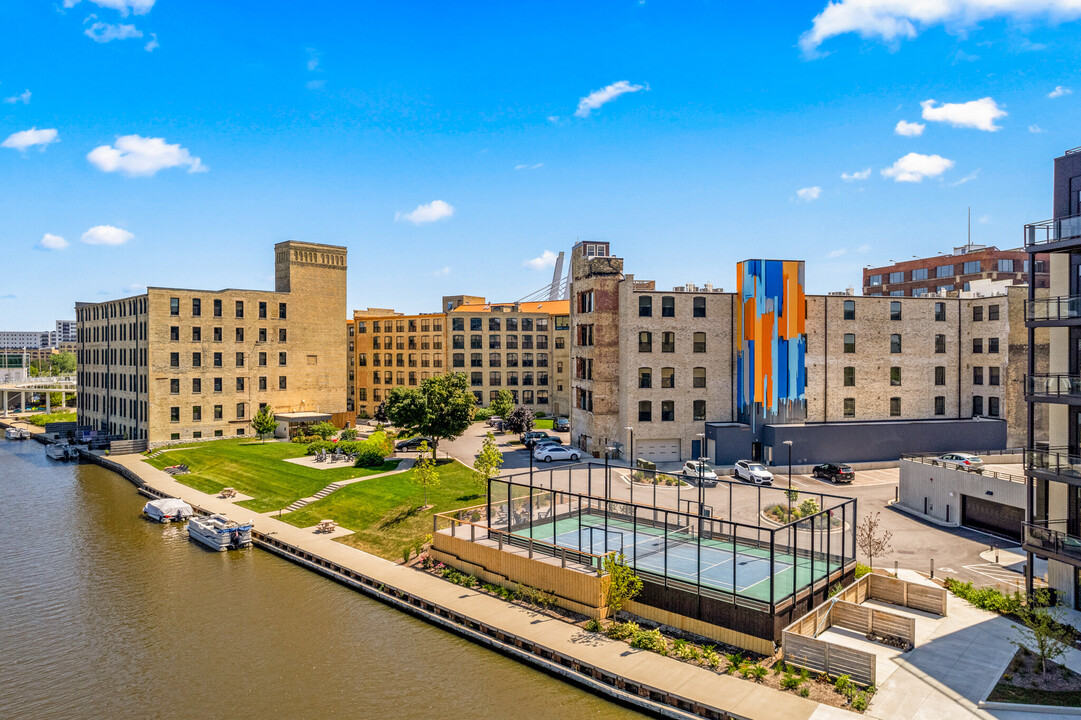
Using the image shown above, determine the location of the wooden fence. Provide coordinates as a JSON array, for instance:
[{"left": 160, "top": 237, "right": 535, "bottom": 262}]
[
  {"left": 868, "top": 573, "right": 948, "bottom": 616},
  {"left": 109, "top": 438, "right": 148, "bottom": 454}
]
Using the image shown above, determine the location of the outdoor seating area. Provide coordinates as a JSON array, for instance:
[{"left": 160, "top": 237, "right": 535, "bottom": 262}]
[
  {"left": 313, "top": 448, "right": 356, "bottom": 465},
  {"left": 163, "top": 464, "right": 190, "bottom": 475},
  {"left": 219, "top": 487, "right": 238, "bottom": 499},
  {"left": 316, "top": 519, "right": 338, "bottom": 533}
]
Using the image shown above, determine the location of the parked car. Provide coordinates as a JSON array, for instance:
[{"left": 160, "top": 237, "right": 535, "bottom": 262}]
[
  {"left": 930, "top": 452, "right": 984, "bottom": 472},
  {"left": 522, "top": 431, "right": 551, "bottom": 449},
  {"left": 553, "top": 417, "right": 570, "bottom": 432},
  {"left": 811, "top": 463, "right": 855, "bottom": 483},
  {"left": 486, "top": 416, "right": 502, "bottom": 427},
  {"left": 734, "top": 460, "right": 774, "bottom": 485},
  {"left": 532, "top": 438, "right": 562, "bottom": 450},
  {"left": 533, "top": 444, "right": 581, "bottom": 462},
  {"left": 681, "top": 460, "right": 718, "bottom": 486},
  {"left": 395, "top": 436, "right": 433, "bottom": 451}
]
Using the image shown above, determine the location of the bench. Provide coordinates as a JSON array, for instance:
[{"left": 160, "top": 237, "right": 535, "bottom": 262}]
[{"left": 220, "top": 487, "right": 238, "bottom": 499}]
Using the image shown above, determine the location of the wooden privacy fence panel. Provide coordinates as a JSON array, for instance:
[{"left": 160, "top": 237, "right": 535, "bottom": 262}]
[
  {"left": 782, "top": 632, "right": 876, "bottom": 687},
  {"left": 830, "top": 601, "right": 872, "bottom": 634},
  {"left": 868, "top": 574, "right": 906, "bottom": 605},
  {"left": 868, "top": 573, "right": 947, "bottom": 616},
  {"left": 109, "top": 438, "right": 148, "bottom": 454},
  {"left": 870, "top": 609, "right": 916, "bottom": 644},
  {"left": 906, "top": 583, "right": 948, "bottom": 616}
]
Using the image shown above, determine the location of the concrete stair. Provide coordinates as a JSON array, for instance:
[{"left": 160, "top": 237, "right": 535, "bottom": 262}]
[{"left": 283, "top": 481, "right": 344, "bottom": 512}]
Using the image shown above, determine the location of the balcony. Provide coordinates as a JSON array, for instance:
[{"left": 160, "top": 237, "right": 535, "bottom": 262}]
[
  {"left": 1023, "top": 521, "right": 1081, "bottom": 566},
  {"left": 1026, "top": 295, "right": 1081, "bottom": 325},
  {"left": 1026, "top": 447, "right": 1081, "bottom": 484},
  {"left": 1026, "top": 373, "right": 1081, "bottom": 403},
  {"left": 1025, "top": 214, "right": 1081, "bottom": 251}
]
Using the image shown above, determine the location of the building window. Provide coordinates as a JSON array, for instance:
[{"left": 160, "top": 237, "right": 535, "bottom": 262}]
[
  {"left": 843, "top": 398, "right": 855, "bottom": 417},
  {"left": 236, "top": 402, "right": 245, "bottom": 419},
  {"left": 661, "top": 296, "right": 675, "bottom": 317},
  {"left": 973, "top": 367, "right": 983, "bottom": 385},
  {"left": 489, "top": 371, "right": 501, "bottom": 386},
  {"left": 988, "top": 396, "right": 1000, "bottom": 417},
  {"left": 890, "top": 367, "right": 901, "bottom": 386},
  {"left": 193, "top": 406, "right": 202, "bottom": 422},
  {"left": 889, "top": 397, "right": 901, "bottom": 417},
  {"left": 170, "top": 352, "right": 179, "bottom": 367},
  {"left": 279, "top": 302, "right": 287, "bottom": 319},
  {"left": 692, "top": 332, "right": 706, "bottom": 353},
  {"left": 638, "top": 368, "right": 652, "bottom": 388},
  {"left": 843, "top": 366, "right": 855, "bottom": 386},
  {"left": 843, "top": 300, "right": 855, "bottom": 320},
  {"left": 235, "top": 300, "right": 244, "bottom": 318},
  {"left": 193, "top": 327, "right": 202, "bottom": 342},
  {"left": 236, "top": 377, "right": 245, "bottom": 391},
  {"left": 989, "top": 366, "right": 1000, "bottom": 386},
  {"left": 936, "top": 264, "right": 954, "bottom": 278},
  {"left": 259, "top": 376, "right": 267, "bottom": 391},
  {"left": 170, "top": 378, "right": 179, "bottom": 394},
  {"left": 890, "top": 290, "right": 904, "bottom": 297},
  {"left": 279, "top": 352, "right": 287, "bottom": 365},
  {"left": 279, "top": 375, "right": 287, "bottom": 389},
  {"left": 693, "top": 399, "right": 706, "bottom": 421},
  {"left": 973, "top": 306, "right": 983, "bottom": 322},
  {"left": 193, "top": 378, "right": 201, "bottom": 393},
  {"left": 577, "top": 290, "right": 594, "bottom": 313},
  {"left": 889, "top": 271, "right": 904, "bottom": 284},
  {"left": 996, "top": 259, "right": 1014, "bottom": 273},
  {"left": 170, "top": 297, "right": 179, "bottom": 316},
  {"left": 452, "top": 353, "right": 464, "bottom": 368},
  {"left": 962, "top": 260, "right": 980, "bottom": 275},
  {"left": 890, "top": 334, "right": 901, "bottom": 353},
  {"left": 193, "top": 352, "right": 202, "bottom": 367},
  {"left": 972, "top": 396, "right": 983, "bottom": 416},
  {"left": 214, "top": 404, "right": 223, "bottom": 420},
  {"left": 170, "top": 407, "right": 179, "bottom": 422},
  {"left": 258, "top": 301, "right": 267, "bottom": 319},
  {"left": 471, "top": 353, "right": 482, "bottom": 368},
  {"left": 639, "top": 296, "right": 652, "bottom": 317},
  {"left": 935, "top": 366, "right": 946, "bottom": 385},
  {"left": 935, "top": 302, "right": 946, "bottom": 321},
  {"left": 972, "top": 338, "right": 983, "bottom": 353},
  {"left": 638, "top": 401, "right": 652, "bottom": 422},
  {"left": 170, "top": 325, "right": 180, "bottom": 341},
  {"left": 988, "top": 304, "right": 1000, "bottom": 321},
  {"left": 258, "top": 352, "right": 267, "bottom": 366},
  {"left": 868, "top": 274, "right": 882, "bottom": 287},
  {"left": 913, "top": 288, "right": 929, "bottom": 297},
  {"left": 661, "top": 367, "right": 675, "bottom": 388},
  {"left": 639, "top": 331, "right": 652, "bottom": 353},
  {"left": 843, "top": 333, "right": 855, "bottom": 353},
  {"left": 890, "top": 301, "right": 902, "bottom": 321},
  {"left": 935, "top": 334, "right": 946, "bottom": 354},
  {"left": 988, "top": 337, "right": 999, "bottom": 353},
  {"left": 236, "top": 352, "right": 245, "bottom": 367},
  {"left": 693, "top": 367, "right": 706, "bottom": 388},
  {"left": 661, "top": 400, "right": 674, "bottom": 421},
  {"left": 192, "top": 298, "right": 201, "bottom": 317},
  {"left": 214, "top": 377, "right": 222, "bottom": 392},
  {"left": 213, "top": 327, "right": 223, "bottom": 342},
  {"left": 236, "top": 327, "right": 244, "bottom": 342},
  {"left": 912, "top": 268, "right": 928, "bottom": 281},
  {"left": 661, "top": 332, "right": 675, "bottom": 353},
  {"left": 693, "top": 297, "right": 706, "bottom": 318}
]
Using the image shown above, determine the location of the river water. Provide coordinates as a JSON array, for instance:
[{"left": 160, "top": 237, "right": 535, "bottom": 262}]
[{"left": 0, "top": 439, "right": 643, "bottom": 720}]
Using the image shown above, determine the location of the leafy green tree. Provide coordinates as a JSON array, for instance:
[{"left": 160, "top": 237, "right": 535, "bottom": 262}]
[
  {"left": 373, "top": 402, "right": 388, "bottom": 424},
  {"left": 53, "top": 351, "right": 76, "bottom": 375},
  {"left": 505, "top": 406, "right": 535, "bottom": 437},
  {"left": 339, "top": 427, "right": 358, "bottom": 441},
  {"left": 385, "top": 373, "right": 476, "bottom": 461},
  {"left": 488, "top": 388, "right": 514, "bottom": 422},
  {"left": 603, "top": 553, "right": 643, "bottom": 616},
  {"left": 412, "top": 442, "right": 441, "bottom": 508},
  {"left": 1013, "top": 604, "right": 1079, "bottom": 675},
  {"left": 308, "top": 421, "right": 338, "bottom": 440},
  {"left": 250, "top": 404, "right": 277, "bottom": 443},
  {"left": 856, "top": 511, "right": 893, "bottom": 571},
  {"left": 472, "top": 432, "right": 504, "bottom": 486}
]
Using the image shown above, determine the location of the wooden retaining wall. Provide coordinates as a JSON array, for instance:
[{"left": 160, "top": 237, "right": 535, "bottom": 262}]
[
  {"left": 782, "top": 633, "right": 876, "bottom": 687},
  {"left": 868, "top": 574, "right": 947, "bottom": 616},
  {"left": 624, "top": 601, "right": 775, "bottom": 656}
]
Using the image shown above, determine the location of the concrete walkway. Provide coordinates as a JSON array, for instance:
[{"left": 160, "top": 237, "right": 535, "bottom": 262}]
[{"left": 280, "top": 458, "right": 415, "bottom": 512}]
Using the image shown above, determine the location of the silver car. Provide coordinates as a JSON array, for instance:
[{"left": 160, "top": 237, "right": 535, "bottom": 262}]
[{"left": 931, "top": 452, "right": 984, "bottom": 472}]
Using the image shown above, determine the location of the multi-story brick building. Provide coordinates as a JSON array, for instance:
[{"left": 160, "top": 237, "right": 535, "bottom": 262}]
[
  {"left": 571, "top": 242, "right": 1042, "bottom": 465},
  {"left": 1023, "top": 147, "right": 1081, "bottom": 611},
  {"left": 75, "top": 241, "right": 347, "bottom": 446},
  {"left": 348, "top": 308, "right": 447, "bottom": 416},
  {"left": 863, "top": 245, "right": 1048, "bottom": 297}
]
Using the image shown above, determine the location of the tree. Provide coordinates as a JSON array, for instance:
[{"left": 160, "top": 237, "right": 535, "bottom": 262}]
[
  {"left": 603, "top": 553, "right": 643, "bottom": 616},
  {"left": 53, "top": 351, "right": 76, "bottom": 375},
  {"left": 1013, "top": 604, "right": 1079, "bottom": 675},
  {"left": 488, "top": 388, "right": 514, "bottom": 422},
  {"left": 373, "top": 402, "right": 388, "bottom": 424},
  {"left": 308, "top": 421, "right": 338, "bottom": 440},
  {"left": 385, "top": 373, "right": 476, "bottom": 461},
  {"left": 412, "top": 442, "right": 441, "bottom": 508},
  {"left": 472, "top": 432, "right": 504, "bottom": 486},
  {"left": 505, "top": 405, "right": 535, "bottom": 437},
  {"left": 250, "top": 404, "right": 277, "bottom": 443},
  {"left": 856, "top": 511, "right": 894, "bottom": 570}
]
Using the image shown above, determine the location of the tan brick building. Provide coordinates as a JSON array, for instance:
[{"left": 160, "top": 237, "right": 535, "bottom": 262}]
[{"left": 76, "top": 241, "right": 347, "bottom": 447}]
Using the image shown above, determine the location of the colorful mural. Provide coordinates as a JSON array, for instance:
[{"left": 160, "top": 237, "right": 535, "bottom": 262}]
[{"left": 736, "top": 260, "right": 807, "bottom": 430}]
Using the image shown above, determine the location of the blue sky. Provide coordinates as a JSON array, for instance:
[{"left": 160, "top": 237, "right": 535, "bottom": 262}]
[{"left": 3, "top": 0, "right": 1081, "bottom": 329}]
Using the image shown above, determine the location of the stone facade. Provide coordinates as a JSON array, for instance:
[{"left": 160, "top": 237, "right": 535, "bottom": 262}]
[{"left": 76, "top": 241, "right": 347, "bottom": 446}]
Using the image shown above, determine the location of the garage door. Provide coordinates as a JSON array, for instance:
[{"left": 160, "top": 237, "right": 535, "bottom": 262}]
[
  {"left": 637, "top": 439, "right": 680, "bottom": 463},
  {"left": 961, "top": 495, "right": 1024, "bottom": 541}
]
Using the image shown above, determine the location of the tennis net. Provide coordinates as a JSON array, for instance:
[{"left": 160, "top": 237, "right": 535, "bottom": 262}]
[{"left": 633, "top": 524, "right": 696, "bottom": 561}]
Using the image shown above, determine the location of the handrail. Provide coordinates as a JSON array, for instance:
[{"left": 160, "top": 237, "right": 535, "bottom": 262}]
[
  {"left": 1023, "top": 521, "right": 1081, "bottom": 561},
  {"left": 1025, "top": 213, "right": 1081, "bottom": 247},
  {"left": 900, "top": 454, "right": 1026, "bottom": 484},
  {"left": 1026, "top": 295, "right": 1081, "bottom": 322},
  {"left": 1027, "top": 373, "right": 1081, "bottom": 397}
]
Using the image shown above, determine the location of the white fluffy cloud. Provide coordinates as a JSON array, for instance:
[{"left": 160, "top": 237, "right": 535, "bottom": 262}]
[
  {"left": 85, "top": 22, "right": 143, "bottom": 43},
  {"left": 795, "top": 186, "right": 822, "bottom": 201},
  {"left": 1029, "top": 124, "right": 1045, "bottom": 133},
  {"left": 894, "top": 120, "right": 925, "bottom": 136},
  {"left": 920, "top": 97, "right": 1006, "bottom": 131},
  {"left": 87, "top": 135, "right": 205, "bottom": 176},
  {"left": 39, "top": 233, "right": 69, "bottom": 251},
  {"left": 1049, "top": 85, "right": 1073, "bottom": 98},
  {"left": 64, "top": 0, "right": 155, "bottom": 16},
  {"left": 81, "top": 225, "right": 134, "bottom": 246},
  {"left": 2, "top": 127, "right": 59, "bottom": 151},
  {"left": 515, "top": 163, "right": 543, "bottom": 171},
  {"left": 574, "top": 80, "right": 645, "bottom": 118},
  {"left": 524, "top": 250, "right": 558, "bottom": 270},
  {"left": 144, "top": 33, "right": 158, "bottom": 52},
  {"left": 395, "top": 200, "right": 455, "bottom": 224},
  {"left": 800, "top": 0, "right": 1081, "bottom": 54},
  {"left": 881, "top": 152, "right": 954, "bottom": 182},
  {"left": 3, "top": 89, "right": 31, "bottom": 105},
  {"left": 841, "top": 168, "right": 871, "bottom": 181}
]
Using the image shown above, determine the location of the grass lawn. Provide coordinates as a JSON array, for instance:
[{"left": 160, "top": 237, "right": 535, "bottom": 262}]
[
  {"left": 28, "top": 411, "right": 77, "bottom": 426},
  {"left": 280, "top": 459, "right": 485, "bottom": 559},
  {"left": 143, "top": 439, "right": 400, "bottom": 513},
  {"left": 533, "top": 418, "right": 553, "bottom": 430},
  {"left": 987, "top": 683, "right": 1081, "bottom": 707}
]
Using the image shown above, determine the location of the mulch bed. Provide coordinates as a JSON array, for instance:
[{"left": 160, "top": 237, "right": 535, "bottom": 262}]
[{"left": 987, "top": 648, "right": 1081, "bottom": 707}]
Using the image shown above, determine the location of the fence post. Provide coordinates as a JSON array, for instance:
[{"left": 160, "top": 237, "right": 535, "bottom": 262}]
[
  {"left": 471, "top": 523, "right": 475, "bottom": 542},
  {"left": 451, "top": 520, "right": 456, "bottom": 538},
  {"left": 562, "top": 548, "right": 567, "bottom": 569},
  {"left": 433, "top": 515, "right": 437, "bottom": 533},
  {"left": 823, "top": 643, "right": 831, "bottom": 677},
  {"left": 528, "top": 538, "right": 534, "bottom": 559}
]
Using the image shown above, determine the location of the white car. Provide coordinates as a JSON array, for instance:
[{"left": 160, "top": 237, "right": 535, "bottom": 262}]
[
  {"left": 734, "top": 460, "right": 774, "bottom": 485},
  {"left": 930, "top": 452, "right": 984, "bottom": 473},
  {"left": 682, "top": 460, "right": 718, "bottom": 486},
  {"left": 533, "top": 445, "right": 581, "bottom": 462}
]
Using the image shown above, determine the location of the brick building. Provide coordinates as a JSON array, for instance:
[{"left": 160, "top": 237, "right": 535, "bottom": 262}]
[
  {"left": 863, "top": 244, "right": 1048, "bottom": 297},
  {"left": 75, "top": 241, "right": 348, "bottom": 446}
]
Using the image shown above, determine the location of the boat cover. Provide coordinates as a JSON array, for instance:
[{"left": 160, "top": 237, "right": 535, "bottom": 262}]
[{"left": 144, "top": 498, "right": 194, "bottom": 518}]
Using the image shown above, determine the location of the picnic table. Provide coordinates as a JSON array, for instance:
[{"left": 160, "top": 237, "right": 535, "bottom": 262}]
[
  {"left": 316, "top": 519, "right": 338, "bottom": 533},
  {"left": 220, "top": 487, "right": 238, "bottom": 498}
]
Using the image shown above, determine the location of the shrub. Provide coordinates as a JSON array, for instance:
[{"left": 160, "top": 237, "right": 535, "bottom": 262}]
[
  {"left": 308, "top": 421, "right": 339, "bottom": 440},
  {"left": 781, "top": 673, "right": 803, "bottom": 690},
  {"left": 473, "top": 406, "right": 495, "bottom": 421},
  {"left": 799, "top": 687, "right": 810, "bottom": 698},
  {"left": 584, "top": 618, "right": 603, "bottom": 633},
  {"left": 855, "top": 563, "right": 872, "bottom": 579},
  {"left": 629, "top": 628, "right": 668, "bottom": 655},
  {"left": 834, "top": 675, "right": 852, "bottom": 693},
  {"left": 605, "top": 621, "right": 639, "bottom": 641},
  {"left": 851, "top": 692, "right": 869, "bottom": 711},
  {"left": 354, "top": 448, "right": 386, "bottom": 467},
  {"left": 724, "top": 652, "right": 743, "bottom": 674},
  {"left": 355, "top": 410, "right": 371, "bottom": 420},
  {"left": 305, "top": 440, "right": 336, "bottom": 455},
  {"left": 340, "top": 428, "right": 359, "bottom": 441},
  {"left": 672, "top": 640, "right": 700, "bottom": 661},
  {"left": 701, "top": 646, "right": 722, "bottom": 669},
  {"left": 401, "top": 546, "right": 412, "bottom": 564},
  {"left": 944, "top": 578, "right": 1024, "bottom": 614},
  {"left": 740, "top": 663, "right": 767, "bottom": 682}
]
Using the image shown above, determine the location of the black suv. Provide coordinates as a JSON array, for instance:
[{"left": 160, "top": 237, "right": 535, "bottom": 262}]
[
  {"left": 522, "top": 431, "right": 551, "bottom": 449},
  {"left": 395, "top": 436, "right": 433, "bottom": 451},
  {"left": 553, "top": 417, "right": 570, "bottom": 432},
  {"left": 811, "top": 463, "right": 854, "bottom": 483}
]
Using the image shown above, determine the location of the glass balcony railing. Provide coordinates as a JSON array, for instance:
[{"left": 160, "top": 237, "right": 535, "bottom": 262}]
[
  {"left": 1026, "top": 447, "right": 1081, "bottom": 480},
  {"left": 1026, "top": 296, "right": 1081, "bottom": 322},
  {"left": 1023, "top": 521, "right": 1081, "bottom": 563},
  {"left": 1027, "top": 373, "right": 1081, "bottom": 398},
  {"left": 1025, "top": 214, "right": 1081, "bottom": 248}
]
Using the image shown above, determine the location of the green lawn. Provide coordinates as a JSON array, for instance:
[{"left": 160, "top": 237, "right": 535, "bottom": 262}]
[
  {"left": 144, "top": 439, "right": 400, "bottom": 513},
  {"left": 533, "top": 418, "right": 554, "bottom": 429},
  {"left": 280, "top": 460, "right": 485, "bottom": 559},
  {"left": 28, "top": 411, "right": 77, "bottom": 427},
  {"left": 987, "top": 684, "right": 1081, "bottom": 707}
]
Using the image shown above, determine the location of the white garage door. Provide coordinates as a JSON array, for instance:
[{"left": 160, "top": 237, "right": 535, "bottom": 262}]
[{"left": 637, "top": 439, "right": 680, "bottom": 463}]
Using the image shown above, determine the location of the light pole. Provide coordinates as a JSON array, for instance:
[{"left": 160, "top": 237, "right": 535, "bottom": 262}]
[
  {"left": 625, "top": 426, "right": 634, "bottom": 504},
  {"left": 782, "top": 439, "right": 793, "bottom": 519},
  {"left": 605, "top": 445, "right": 617, "bottom": 501},
  {"left": 696, "top": 432, "right": 706, "bottom": 513}
]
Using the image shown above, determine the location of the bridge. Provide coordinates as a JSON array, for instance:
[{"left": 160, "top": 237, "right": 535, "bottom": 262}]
[{"left": 0, "top": 376, "right": 76, "bottom": 415}]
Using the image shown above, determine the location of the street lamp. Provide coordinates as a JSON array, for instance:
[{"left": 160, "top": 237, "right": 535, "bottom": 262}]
[
  {"left": 625, "top": 426, "right": 634, "bottom": 504},
  {"left": 604, "top": 445, "right": 617, "bottom": 500},
  {"left": 696, "top": 432, "right": 706, "bottom": 513},
  {"left": 782, "top": 440, "right": 794, "bottom": 519}
]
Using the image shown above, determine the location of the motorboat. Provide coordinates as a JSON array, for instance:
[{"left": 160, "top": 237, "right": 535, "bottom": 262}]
[
  {"left": 187, "top": 513, "right": 253, "bottom": 551},
  {"left": 45, "top": 442, "right": 77, "bottom": 460},
  {"left": 5, "top": 427, "right": 28, "bottom": 440},
  {"left": 19, "top": 428, "right": 31, "bottom": 440},
  {"left": 143, "top": 497, "right": 194, "bottom": 523}
]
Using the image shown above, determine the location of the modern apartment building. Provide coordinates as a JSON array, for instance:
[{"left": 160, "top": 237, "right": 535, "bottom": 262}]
[
  {"left": 570, "top": 242, "right": 1040, "bottom": 465},
  {"left": 1023, "top": 147, "right": 1081, "bottom": 611},
  {"left": 347, "top": 296, "right": 571, "bottom": 420},
  {"left": 863, "top": 245, "right": 1048, "bottom": 297},
  {"left": 76, "top": 241, "right": 348, "bottom": 446},
  {"left": 0, "top": 320, "right": 78, "bottom": 349}
]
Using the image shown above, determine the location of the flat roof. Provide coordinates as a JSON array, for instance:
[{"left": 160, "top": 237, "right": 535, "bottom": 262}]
[{"left": 276, "top": 412, "right": 332, "bottom": 422}]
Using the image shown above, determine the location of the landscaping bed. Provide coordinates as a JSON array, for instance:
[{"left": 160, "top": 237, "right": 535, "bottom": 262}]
[{"left": 987, "top": 648, "right": 1081, "bottom": 707}]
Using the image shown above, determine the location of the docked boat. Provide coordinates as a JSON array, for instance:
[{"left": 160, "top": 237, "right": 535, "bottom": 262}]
[
  {"left": 5, "top": 427, "right": 28, "bottom": 440},
  {"left": 18, "top": 428, "right": 31, "bottom": 440},
  {"left": 45, "top": 442, "right": 73, "bottom": 460},
  {"left": 143, "top": 497, "right": 194, "bottom": 523},
  {"left": 187, "top": 514, "right": 253, "bottom": 551}
]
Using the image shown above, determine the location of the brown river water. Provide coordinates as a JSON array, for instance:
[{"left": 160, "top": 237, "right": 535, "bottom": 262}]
[{"left": 0, "top": 439, "right": 645, "bottom": 720}]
